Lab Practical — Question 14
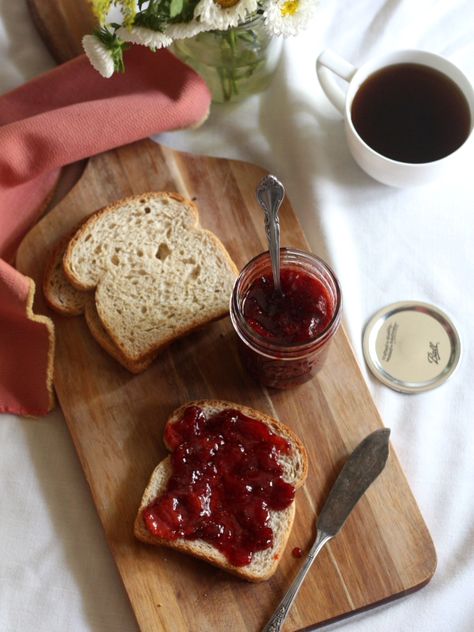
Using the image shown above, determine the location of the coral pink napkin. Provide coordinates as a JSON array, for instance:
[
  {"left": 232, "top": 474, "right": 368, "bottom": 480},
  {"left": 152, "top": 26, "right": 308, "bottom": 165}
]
[{"left": 0, "top": 46, "right": 211, "bottom": 417}]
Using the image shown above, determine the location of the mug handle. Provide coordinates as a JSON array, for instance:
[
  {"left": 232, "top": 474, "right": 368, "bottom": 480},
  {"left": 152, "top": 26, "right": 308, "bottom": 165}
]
[{"left": 316, "top": 49, "right": 357, "bottom": 114}]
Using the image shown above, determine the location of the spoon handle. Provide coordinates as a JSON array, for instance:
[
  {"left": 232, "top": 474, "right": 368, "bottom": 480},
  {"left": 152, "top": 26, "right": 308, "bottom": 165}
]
[
  {"left": 261, "top": 530, "right": 332, "bottom": 632},
  {"left": 256, "top": 175, "right": 285, "bottom": 293}
]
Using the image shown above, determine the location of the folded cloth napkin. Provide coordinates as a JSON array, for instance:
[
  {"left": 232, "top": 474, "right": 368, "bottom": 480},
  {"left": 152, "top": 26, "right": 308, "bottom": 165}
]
[{"left": 0, "top": 45, "right": 211, "bottom": 417}]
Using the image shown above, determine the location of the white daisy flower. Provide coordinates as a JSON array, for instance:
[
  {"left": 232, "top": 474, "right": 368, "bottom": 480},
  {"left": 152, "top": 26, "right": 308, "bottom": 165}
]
[
  {"left": 165, "top": 20, "right": 207, "bottom": 41},
  {"left": 194, "top": 0, "right": 259, "bottom": 31},
  {"left": 82, "top": 34, "right": 115, "bottom": 78},
  {"left": 116, "top": 26, "right": 172, "bottom": 49},
  {"left": 263, "top": 0, "right": 316, "bottom": 37}
]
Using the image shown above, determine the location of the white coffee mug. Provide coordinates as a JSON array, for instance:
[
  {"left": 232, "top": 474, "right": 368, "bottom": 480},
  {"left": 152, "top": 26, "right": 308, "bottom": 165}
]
[{"left": 316, "top": 49, "right": 474, "bottom": 187}]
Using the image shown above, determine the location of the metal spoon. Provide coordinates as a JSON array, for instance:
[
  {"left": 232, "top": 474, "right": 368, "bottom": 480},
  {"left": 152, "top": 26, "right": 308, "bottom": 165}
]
[{"left": 256, "top": 175, "right": 285, "bottom": 294}]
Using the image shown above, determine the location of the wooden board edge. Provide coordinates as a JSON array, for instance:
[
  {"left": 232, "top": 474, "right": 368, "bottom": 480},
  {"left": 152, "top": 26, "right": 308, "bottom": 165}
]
[
  {"left": 16, "top": 163, "right": 92, "bottom": 272},
  {"left": 26, "top": 0, "right": 66, "bottom": 63},
  {"left": 300, "top": 570, "right": 436, "bottom": 631},
  {"left": 52, "top": 388, "right": 143, "bottom": 629},
  {"left": 26, "top": 0, "right": 97, "bottom": 63}
]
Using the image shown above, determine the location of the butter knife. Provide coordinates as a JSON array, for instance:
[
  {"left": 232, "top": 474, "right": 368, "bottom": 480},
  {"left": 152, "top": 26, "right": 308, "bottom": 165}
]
[{"left": 262, "top": 428, "right": 391, "bottom": 632}]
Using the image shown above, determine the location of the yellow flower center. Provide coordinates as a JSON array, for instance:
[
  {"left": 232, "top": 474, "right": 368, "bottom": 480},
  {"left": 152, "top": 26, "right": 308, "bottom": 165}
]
[
  {"left": 215, "top": 0, "right": 240, "bottom": 8},
  {"left": 281, "top": 0, "right": 300, "bottom": 17}
]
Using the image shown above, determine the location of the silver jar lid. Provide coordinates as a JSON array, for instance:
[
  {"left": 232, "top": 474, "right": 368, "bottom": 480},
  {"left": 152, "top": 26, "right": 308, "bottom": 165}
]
[{"left": 362, "top": 301, "right": 461, "bottom": 393}]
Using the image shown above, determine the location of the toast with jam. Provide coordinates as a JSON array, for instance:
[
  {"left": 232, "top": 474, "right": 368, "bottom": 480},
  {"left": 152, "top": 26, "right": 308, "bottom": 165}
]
[{"left": 134, "top": 400, "right": 308, "bottom": 581}]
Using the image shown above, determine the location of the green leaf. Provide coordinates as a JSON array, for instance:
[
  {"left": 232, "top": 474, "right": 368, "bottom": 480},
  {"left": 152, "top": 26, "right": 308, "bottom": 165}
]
[{"left": 169, "top": 0, "right": 184, "bottom": 18}]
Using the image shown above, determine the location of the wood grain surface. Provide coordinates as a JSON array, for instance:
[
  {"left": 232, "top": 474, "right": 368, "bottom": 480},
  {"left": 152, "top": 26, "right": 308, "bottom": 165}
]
[
  {"left": 22, "top": 1, "right": 436, "bottom": 630},
  {"left": 27, "top": 0, "right": 96, "bottom": 62},
  {"left": 16, "top": 140, "right": 436, "bottom": 632}
]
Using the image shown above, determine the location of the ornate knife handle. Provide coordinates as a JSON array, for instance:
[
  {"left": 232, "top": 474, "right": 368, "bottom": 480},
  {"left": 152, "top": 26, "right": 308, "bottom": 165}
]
[{"left": 261, "top": 530, "right": 332, "bottom": 632}]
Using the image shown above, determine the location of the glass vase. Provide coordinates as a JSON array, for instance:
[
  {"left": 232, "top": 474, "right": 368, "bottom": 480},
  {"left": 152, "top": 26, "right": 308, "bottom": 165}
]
[{"left": 171, "top": 15, "right": 283, "bottom": 103}]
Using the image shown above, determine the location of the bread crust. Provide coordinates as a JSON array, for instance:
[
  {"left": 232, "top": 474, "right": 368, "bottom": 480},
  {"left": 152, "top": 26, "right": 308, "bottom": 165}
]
[
  {"left": 63, "top": 192, "right": 202, "bottom": 291},
  {"left": 134, "top": 400, "right": 308, "bottom": 581},
  {"left": 84, "top": 299, "right": 154, "bottom": 373},
  {"left": 43, "top": 234, "right": 153, "bottom": 373},
  {"left": 43, "top": 235, "right": 89, "bottom": 316}
]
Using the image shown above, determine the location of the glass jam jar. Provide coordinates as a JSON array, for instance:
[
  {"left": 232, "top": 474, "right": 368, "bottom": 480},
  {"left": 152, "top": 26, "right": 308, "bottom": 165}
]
[{"left": 230, "top": 248, "right": 342, "bottom": 389}]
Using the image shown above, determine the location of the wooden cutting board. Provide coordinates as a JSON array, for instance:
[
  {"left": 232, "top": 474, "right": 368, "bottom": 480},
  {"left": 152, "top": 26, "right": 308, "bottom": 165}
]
[{"left": 19, "top": 3, "right": 436, "bottom": 631}]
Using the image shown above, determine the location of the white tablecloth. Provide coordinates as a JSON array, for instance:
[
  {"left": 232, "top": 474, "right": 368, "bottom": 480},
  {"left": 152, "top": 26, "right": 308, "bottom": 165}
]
[{"left": 1, "top": 1, "right": 473, "bottom": 630}]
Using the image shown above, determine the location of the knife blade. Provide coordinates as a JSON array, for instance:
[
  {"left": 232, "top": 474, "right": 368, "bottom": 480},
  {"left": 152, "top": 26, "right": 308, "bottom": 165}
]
[
  {"left": 262, "top": 427, "right": 391, "bottom": 632},
  {"left": 317, "top": 427, "right": 391, "bottom": 536}
]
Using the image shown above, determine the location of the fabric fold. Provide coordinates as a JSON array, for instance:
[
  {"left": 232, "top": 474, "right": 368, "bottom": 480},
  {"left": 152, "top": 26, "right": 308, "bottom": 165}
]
[{"left": 0, "top": 46, "right": 211, "bottom": 416}]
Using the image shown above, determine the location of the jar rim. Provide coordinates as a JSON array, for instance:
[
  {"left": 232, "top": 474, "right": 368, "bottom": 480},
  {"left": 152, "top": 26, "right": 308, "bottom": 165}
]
[{"left": 230, "top": 248, "right": 343, "bottom": 359}]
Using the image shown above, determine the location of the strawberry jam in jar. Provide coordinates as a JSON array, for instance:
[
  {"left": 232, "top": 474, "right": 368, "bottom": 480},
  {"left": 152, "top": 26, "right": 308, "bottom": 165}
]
[{"left": 230, "top": 248, "right": 342, "bottom": 388}]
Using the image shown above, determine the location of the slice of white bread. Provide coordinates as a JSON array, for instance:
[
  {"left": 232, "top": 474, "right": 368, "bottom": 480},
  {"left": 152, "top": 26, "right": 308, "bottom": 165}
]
[
  {"left": 43, "top": 236, "right": 89, "bottom": 316},
  {"left": 63, "top": 193, "right": 239, "bottom": 363},
  {"left": 43, "top": 237, "right": 152, "bottom": 373},
  {"left": 134, "top": 400, "right": 308, "bottom": 582},
  {"left": 84, "top": 299, "right": 154, "bottom": 373}
]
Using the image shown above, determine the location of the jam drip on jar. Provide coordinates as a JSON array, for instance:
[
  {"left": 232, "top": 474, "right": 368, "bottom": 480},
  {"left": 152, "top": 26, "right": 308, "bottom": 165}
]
[
  {"left": 143, "top": 406, "right": 295, "bottom": 567},
  {"left": 243, "top": 268, "right": 333, "bottom": 344}
]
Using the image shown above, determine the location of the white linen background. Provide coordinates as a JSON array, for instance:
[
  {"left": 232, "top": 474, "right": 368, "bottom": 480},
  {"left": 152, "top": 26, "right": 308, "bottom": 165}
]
[{"left": 1, "top": 0, "right": 473, "bottom": 630}]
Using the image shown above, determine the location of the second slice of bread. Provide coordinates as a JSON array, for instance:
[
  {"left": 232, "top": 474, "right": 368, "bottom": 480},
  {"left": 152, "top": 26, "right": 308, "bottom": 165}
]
[
  {"left": 43, "top": 236, "right": 152, "bottom": 373},
  {"left": 43, "top": 236, "right": 89, "bottom": 316}
]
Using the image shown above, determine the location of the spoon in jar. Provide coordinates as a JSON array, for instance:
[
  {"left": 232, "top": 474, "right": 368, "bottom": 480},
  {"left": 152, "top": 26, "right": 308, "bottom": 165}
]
[{"left": 256, "top": 174, "right": 285, "bottom": 295}]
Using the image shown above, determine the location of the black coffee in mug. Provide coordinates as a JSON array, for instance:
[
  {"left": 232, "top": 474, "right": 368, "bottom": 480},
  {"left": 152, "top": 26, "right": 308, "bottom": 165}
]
[{"left": 351, "top": 63, "right": 471, "bottom": 163}]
